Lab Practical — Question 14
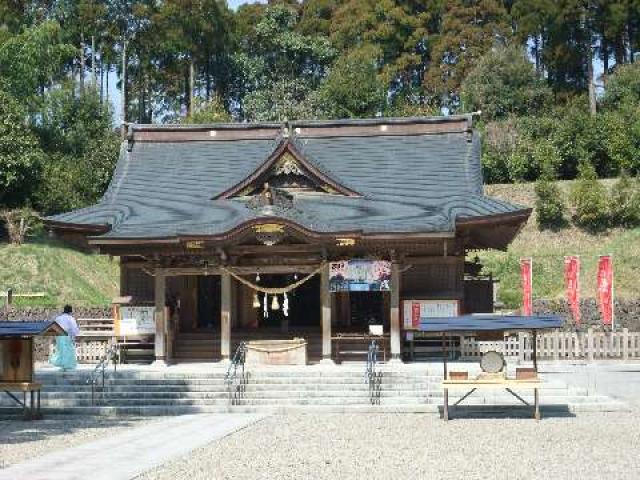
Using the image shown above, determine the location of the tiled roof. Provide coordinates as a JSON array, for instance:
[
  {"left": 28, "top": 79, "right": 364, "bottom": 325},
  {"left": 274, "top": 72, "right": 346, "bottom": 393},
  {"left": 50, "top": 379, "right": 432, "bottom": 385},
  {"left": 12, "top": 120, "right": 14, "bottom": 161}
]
[
  {"left": 0, "top": 321, "right": 65, "bottom": 337},
  {"left": 46, "top": 116, "right": 529, "bottom": 240}
]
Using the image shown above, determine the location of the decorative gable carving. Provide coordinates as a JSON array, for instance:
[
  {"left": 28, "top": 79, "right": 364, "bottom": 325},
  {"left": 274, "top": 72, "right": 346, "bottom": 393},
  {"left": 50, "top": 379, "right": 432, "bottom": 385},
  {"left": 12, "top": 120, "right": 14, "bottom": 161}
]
[
  {"left": 214, "top": 140, "right": 361, "bottom": 200},
  {"left": 241, "top": 153, "right": 336, "bottom": 196}
]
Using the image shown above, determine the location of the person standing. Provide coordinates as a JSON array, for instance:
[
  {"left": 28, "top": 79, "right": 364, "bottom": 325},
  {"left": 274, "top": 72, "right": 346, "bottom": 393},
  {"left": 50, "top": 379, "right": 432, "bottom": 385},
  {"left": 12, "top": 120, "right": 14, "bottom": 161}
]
[{"left": 50, "top": 305, "right": 80, "bottom": 370}]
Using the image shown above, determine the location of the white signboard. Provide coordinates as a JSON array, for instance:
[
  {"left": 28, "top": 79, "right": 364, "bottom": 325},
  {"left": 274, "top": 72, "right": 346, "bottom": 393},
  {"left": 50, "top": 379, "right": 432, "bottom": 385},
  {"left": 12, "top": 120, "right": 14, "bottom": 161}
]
[
  {"left": 119, "top": 306, "right": 156, "bottom": 336},
  {"left": 403, "top": 300, "right": 459, "bottom": 329}
]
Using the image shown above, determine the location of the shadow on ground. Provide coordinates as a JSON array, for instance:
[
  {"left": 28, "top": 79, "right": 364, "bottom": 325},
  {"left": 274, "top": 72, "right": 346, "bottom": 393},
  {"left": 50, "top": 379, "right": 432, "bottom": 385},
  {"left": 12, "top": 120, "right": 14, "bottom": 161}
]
[
  {"left": 438, "top": 405, "right": 575, "bottom": 420},
  {"left": 0, "top": 414, "right": 144, "bottom": 447}
]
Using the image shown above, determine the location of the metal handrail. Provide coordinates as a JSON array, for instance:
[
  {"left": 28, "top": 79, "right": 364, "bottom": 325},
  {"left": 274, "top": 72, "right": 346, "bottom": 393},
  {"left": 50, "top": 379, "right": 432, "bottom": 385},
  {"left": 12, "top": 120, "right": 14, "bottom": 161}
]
[
  {"left": 86, "top": 342, "right": 119, "bottom": 405},
  {"left": 365, "top": 340, "right": 382, "bottom": 405},
  {"left": 225, "top": 342, "right": 248, "bottom": 406}
]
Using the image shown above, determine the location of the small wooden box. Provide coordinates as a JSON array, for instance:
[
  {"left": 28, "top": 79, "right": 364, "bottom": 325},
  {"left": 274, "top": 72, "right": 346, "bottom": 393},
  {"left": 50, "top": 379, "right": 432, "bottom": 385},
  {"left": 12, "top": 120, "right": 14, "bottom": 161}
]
[
  {"left": 516, "top": 367, "right": 538, "bottom": 380},
  {"left": 449, "top": 371, "right": 469, "bottom": 380}
]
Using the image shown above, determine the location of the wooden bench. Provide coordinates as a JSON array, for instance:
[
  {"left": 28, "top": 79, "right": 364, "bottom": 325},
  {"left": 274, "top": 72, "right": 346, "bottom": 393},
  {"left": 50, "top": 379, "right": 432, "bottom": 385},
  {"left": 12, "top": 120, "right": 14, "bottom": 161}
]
[
  {"left": 1, "top": 382, "right": 42, "bottom": 419},
  {"left": 116, "top": 336, "right": 155, "bottom": 364},
  {"left": 332, "top": 333, "right": 389, "bottom": 363},
  {"left": 405, "top": 334, "right": 459, "bottom": 361},
  {"left": 441, "top": 378, "right": 542, "bottom": 421}
]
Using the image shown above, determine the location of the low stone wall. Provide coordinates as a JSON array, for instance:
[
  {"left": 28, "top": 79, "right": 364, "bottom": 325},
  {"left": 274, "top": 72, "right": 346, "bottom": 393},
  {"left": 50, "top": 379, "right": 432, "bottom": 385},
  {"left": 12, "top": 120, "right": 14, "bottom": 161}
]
[
  {"left": 2, "top": 306, "right": 112, "bottom": 322},
  {"left": 533, "top": 298, "right": 640, "bottom": 331}
]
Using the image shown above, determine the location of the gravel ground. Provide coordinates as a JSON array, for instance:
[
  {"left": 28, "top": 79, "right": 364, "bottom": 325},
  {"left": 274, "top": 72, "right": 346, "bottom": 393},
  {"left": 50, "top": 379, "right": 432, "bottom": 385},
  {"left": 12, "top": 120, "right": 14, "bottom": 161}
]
[
  {"left": 137, "top": 412, "right": 640, "bottom": 480},
  {"left": 0, "top": 416, "right": 153, "bottom": 468}
]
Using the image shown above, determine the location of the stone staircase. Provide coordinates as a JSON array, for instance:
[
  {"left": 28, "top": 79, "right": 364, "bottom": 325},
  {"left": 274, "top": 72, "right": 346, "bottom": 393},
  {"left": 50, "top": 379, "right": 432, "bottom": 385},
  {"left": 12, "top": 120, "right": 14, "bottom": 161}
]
[{"left": 0, "top": 364, "right": 627, "bottom": 416}]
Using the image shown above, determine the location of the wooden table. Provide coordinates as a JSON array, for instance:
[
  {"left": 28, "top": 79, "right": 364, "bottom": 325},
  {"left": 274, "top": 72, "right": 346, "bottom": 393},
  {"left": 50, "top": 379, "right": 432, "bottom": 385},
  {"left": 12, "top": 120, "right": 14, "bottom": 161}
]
[
  {"left": 441, "top": 378, "right": 542, "bottom": 421},
  {"left": 332, "top": 334, "right": 389, "bottom": 363},
  {"left": 1, "top": 382, "right": 42, "bottom": 419}
]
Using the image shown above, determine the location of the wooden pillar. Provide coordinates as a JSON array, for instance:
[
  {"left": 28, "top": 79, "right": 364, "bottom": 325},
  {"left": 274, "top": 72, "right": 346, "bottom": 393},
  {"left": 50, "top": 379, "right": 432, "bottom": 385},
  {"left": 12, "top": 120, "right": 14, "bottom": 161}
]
[
  {"left": 320, "top": 263, "right": 332, "bottom": 362},
  {"left": 220, "top": 272, "right": 231, "bottom": 361},
  {"left": 154, "top": 269, "right": 166, "bottom": 365},
  {"left": 390, "top": 262, "right": 401, "bottom": 360}
]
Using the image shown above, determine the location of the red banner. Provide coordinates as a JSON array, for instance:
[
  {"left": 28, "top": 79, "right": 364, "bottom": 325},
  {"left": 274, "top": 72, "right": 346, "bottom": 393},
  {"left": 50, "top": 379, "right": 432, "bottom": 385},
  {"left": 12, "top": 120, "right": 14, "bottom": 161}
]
[
  {"left": 520, "top": 258, "right": 533, "bottom": 316},
  {"left": 597, "top": 255, "right": 614, "bottom": 327},
  {"left": 564, "top": 256, "right": 581, "bottom": 326}
]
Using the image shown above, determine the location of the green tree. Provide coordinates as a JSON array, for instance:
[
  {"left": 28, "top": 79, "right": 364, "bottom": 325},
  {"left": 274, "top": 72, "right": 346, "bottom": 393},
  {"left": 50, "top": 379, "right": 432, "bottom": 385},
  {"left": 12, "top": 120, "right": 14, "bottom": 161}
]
[
  {"left": 0, "top": 21, "right": 75, "bottom": 112},
  {"left": 603, "top": 62, "right": 640, "bottom": 109},
  {"left": 569, "top": 161, "right": 609, "bottom": 232},
  {"left": 424, "top": 0, "right": 510, "bottom": 110},
  {"left": 461, "top": 45, "right": 552, "bottom": 120},
  {"left": 318, "top": 47, "right": 385, "bottom": 118},
  {"left": 233, "top": 4, "right": 335, "bottom": 121},
  {"left": 0, "top": 90, "right": 44, "bottom": 207},
  {"left": 34, "top": 87, "right": 119, "bottom": 214},
  {"left": 182, "top": 96, "right": 231, "bottom": 124}
]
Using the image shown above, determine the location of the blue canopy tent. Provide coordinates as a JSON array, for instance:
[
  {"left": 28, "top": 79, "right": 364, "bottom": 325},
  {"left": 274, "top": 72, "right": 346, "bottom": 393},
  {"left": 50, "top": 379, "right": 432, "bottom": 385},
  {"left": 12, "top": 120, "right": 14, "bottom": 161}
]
[
  {"left": 420, "top": 315, "right": 564, "bottom": 421},
  {"left": 418, "top": 315, "right": 563, "bottom": 332},
  {"left": 417, "top": 314, "right": 563, "bottom": 375}
]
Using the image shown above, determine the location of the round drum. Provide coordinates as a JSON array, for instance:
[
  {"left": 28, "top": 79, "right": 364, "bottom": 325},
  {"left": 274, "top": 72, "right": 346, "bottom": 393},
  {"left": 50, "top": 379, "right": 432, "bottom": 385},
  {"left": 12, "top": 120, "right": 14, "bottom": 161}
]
[{"left": 480, "top": 350, "right": 505, "bottom": 373}]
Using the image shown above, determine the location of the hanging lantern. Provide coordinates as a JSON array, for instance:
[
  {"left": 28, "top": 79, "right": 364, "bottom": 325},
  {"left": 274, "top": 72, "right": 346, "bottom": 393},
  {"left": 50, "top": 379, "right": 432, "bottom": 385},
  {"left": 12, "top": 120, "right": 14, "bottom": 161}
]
[
  {"left": 252, "top": 293, "right": 260, "bottom": 309},
  {"left": 256, "top": 272, "right": 261, "bottom": 282},
  {"left": 271, "top": 295, "right": 280, "bottom": 310},
  {"left": 293, "top": 273, "right": 298, "bottom": 281}
]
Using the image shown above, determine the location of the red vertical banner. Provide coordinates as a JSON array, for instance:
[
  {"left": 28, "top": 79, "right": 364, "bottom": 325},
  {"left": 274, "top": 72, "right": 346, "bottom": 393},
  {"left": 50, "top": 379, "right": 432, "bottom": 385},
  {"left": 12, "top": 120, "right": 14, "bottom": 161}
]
[
  {"left": 597, "top": 255, "right": 614, "bottom": 327},
  {"left": 520, "top": 258, "right": 533, "bottom": 315},
  {"left": 564, "top": 256, "right": 581, "bottom": 326}
]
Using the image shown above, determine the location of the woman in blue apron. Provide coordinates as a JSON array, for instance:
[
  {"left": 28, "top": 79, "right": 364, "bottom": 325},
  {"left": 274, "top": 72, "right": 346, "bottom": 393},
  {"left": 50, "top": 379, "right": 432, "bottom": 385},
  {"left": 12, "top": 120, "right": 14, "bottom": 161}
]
[{"left": 50, "top": 305, "right": 80, "bottom": 370}]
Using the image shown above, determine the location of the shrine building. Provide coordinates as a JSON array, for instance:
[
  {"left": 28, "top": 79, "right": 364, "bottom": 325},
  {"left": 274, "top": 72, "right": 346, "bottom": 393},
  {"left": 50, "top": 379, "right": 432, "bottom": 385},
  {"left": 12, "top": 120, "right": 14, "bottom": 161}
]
[{"left": 44, "top": 115, "right": 531, "bottom": 364}]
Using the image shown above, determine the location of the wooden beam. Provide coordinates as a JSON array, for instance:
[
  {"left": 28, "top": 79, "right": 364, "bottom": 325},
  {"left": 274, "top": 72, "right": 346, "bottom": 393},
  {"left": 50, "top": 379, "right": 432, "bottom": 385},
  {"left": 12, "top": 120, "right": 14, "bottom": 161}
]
[
  {"left": 228, "top": 244, "right": 322, "bottom": 255},
  {"left": 228, "top": 265, "right": 318, "bottom": 275}
]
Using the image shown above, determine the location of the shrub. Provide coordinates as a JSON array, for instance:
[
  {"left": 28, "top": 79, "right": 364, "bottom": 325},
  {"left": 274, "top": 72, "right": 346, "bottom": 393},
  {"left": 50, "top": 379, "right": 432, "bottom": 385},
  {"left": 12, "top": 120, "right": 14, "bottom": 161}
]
[
  {"left": 535, "top": 174, "right": 566, "bottom": 230},
  {"left": 569, "top": 162, "right": 609, "bottom": 232},
  {"left": 609, "top": 172, "right": 640, "bottom": 228}
]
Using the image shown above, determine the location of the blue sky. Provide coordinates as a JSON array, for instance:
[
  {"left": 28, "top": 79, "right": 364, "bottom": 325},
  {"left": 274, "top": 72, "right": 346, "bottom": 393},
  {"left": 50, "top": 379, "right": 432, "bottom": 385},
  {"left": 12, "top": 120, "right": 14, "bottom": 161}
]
[{"left": 228, "top": 0, "right": 265, "bottom": 9}]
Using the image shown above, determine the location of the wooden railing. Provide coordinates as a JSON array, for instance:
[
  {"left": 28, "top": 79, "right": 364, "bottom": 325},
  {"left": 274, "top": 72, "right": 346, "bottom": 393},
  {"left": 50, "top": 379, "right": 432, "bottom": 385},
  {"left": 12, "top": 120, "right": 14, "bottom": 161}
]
[{"left": 460, "top": 328, "right": 640, "bottom": 361}]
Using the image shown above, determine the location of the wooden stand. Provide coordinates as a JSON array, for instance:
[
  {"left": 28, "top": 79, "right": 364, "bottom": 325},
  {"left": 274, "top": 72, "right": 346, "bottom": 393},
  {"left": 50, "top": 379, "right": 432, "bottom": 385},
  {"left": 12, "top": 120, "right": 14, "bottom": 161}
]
[
  {"left": 442, "top": 379, "right": 541, "bottom": 421},
  {"left": 1, "top": 382, "right": 42, "bottom": 420}
]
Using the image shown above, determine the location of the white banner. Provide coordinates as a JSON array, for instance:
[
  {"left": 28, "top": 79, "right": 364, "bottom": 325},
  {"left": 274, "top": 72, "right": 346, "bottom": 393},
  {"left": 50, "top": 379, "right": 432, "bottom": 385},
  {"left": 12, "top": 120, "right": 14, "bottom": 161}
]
[
  {"left": 119, "top": 306, "right": 156, "bottom": 335},
  {"left": 402, "top": 300, "right": 459, "bottom": 329}
]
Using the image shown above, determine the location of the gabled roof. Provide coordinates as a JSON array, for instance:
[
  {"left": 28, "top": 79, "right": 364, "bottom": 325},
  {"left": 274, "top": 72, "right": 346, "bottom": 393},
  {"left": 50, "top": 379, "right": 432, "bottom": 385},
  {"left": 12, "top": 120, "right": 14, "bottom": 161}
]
[
  {"left": 215, "top": 139, "right": 362, "bottom": 199},
  {"left": 45, "top": 115, "right": 530, "bottom": 249},
  {"left": 0, "top": 321, "right": 66, "bottom": 337}
]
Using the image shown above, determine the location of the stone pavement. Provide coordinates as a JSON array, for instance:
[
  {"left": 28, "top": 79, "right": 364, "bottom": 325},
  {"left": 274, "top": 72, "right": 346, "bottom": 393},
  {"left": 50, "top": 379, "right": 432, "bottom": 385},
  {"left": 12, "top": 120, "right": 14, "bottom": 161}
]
[
  {"left": 542, "top": 361, "right": 640, "bottom": 408},
  {"left": 0, "top": 413, "right": 265, "bottom": 480}
]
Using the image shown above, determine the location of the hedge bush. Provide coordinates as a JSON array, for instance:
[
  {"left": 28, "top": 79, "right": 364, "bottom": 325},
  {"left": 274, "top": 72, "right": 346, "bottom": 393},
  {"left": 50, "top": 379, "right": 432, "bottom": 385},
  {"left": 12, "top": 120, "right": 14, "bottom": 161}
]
[
  {"left": 610, "top": 172, "right": 640, "bottom": 228},
  {"left": 569, "top": 162, "right": 609, "bottom": 232}
]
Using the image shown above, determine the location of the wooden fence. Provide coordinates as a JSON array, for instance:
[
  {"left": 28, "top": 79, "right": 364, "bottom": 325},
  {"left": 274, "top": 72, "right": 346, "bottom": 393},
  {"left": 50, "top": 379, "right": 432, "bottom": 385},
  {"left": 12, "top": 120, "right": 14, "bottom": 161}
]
[{"left": 460, "top": 328, "right": 640, "bottom": 361}]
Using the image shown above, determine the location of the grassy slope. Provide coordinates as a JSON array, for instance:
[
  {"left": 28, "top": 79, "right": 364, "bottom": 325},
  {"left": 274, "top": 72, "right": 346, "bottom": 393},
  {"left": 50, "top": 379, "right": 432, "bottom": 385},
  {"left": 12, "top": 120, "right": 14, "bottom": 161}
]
[
  {"left": 482, "top": 180, "right": 640, "bottom": 307},
  {"left": 0, "top": 238, "right": 119, "bottom": 307}
]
